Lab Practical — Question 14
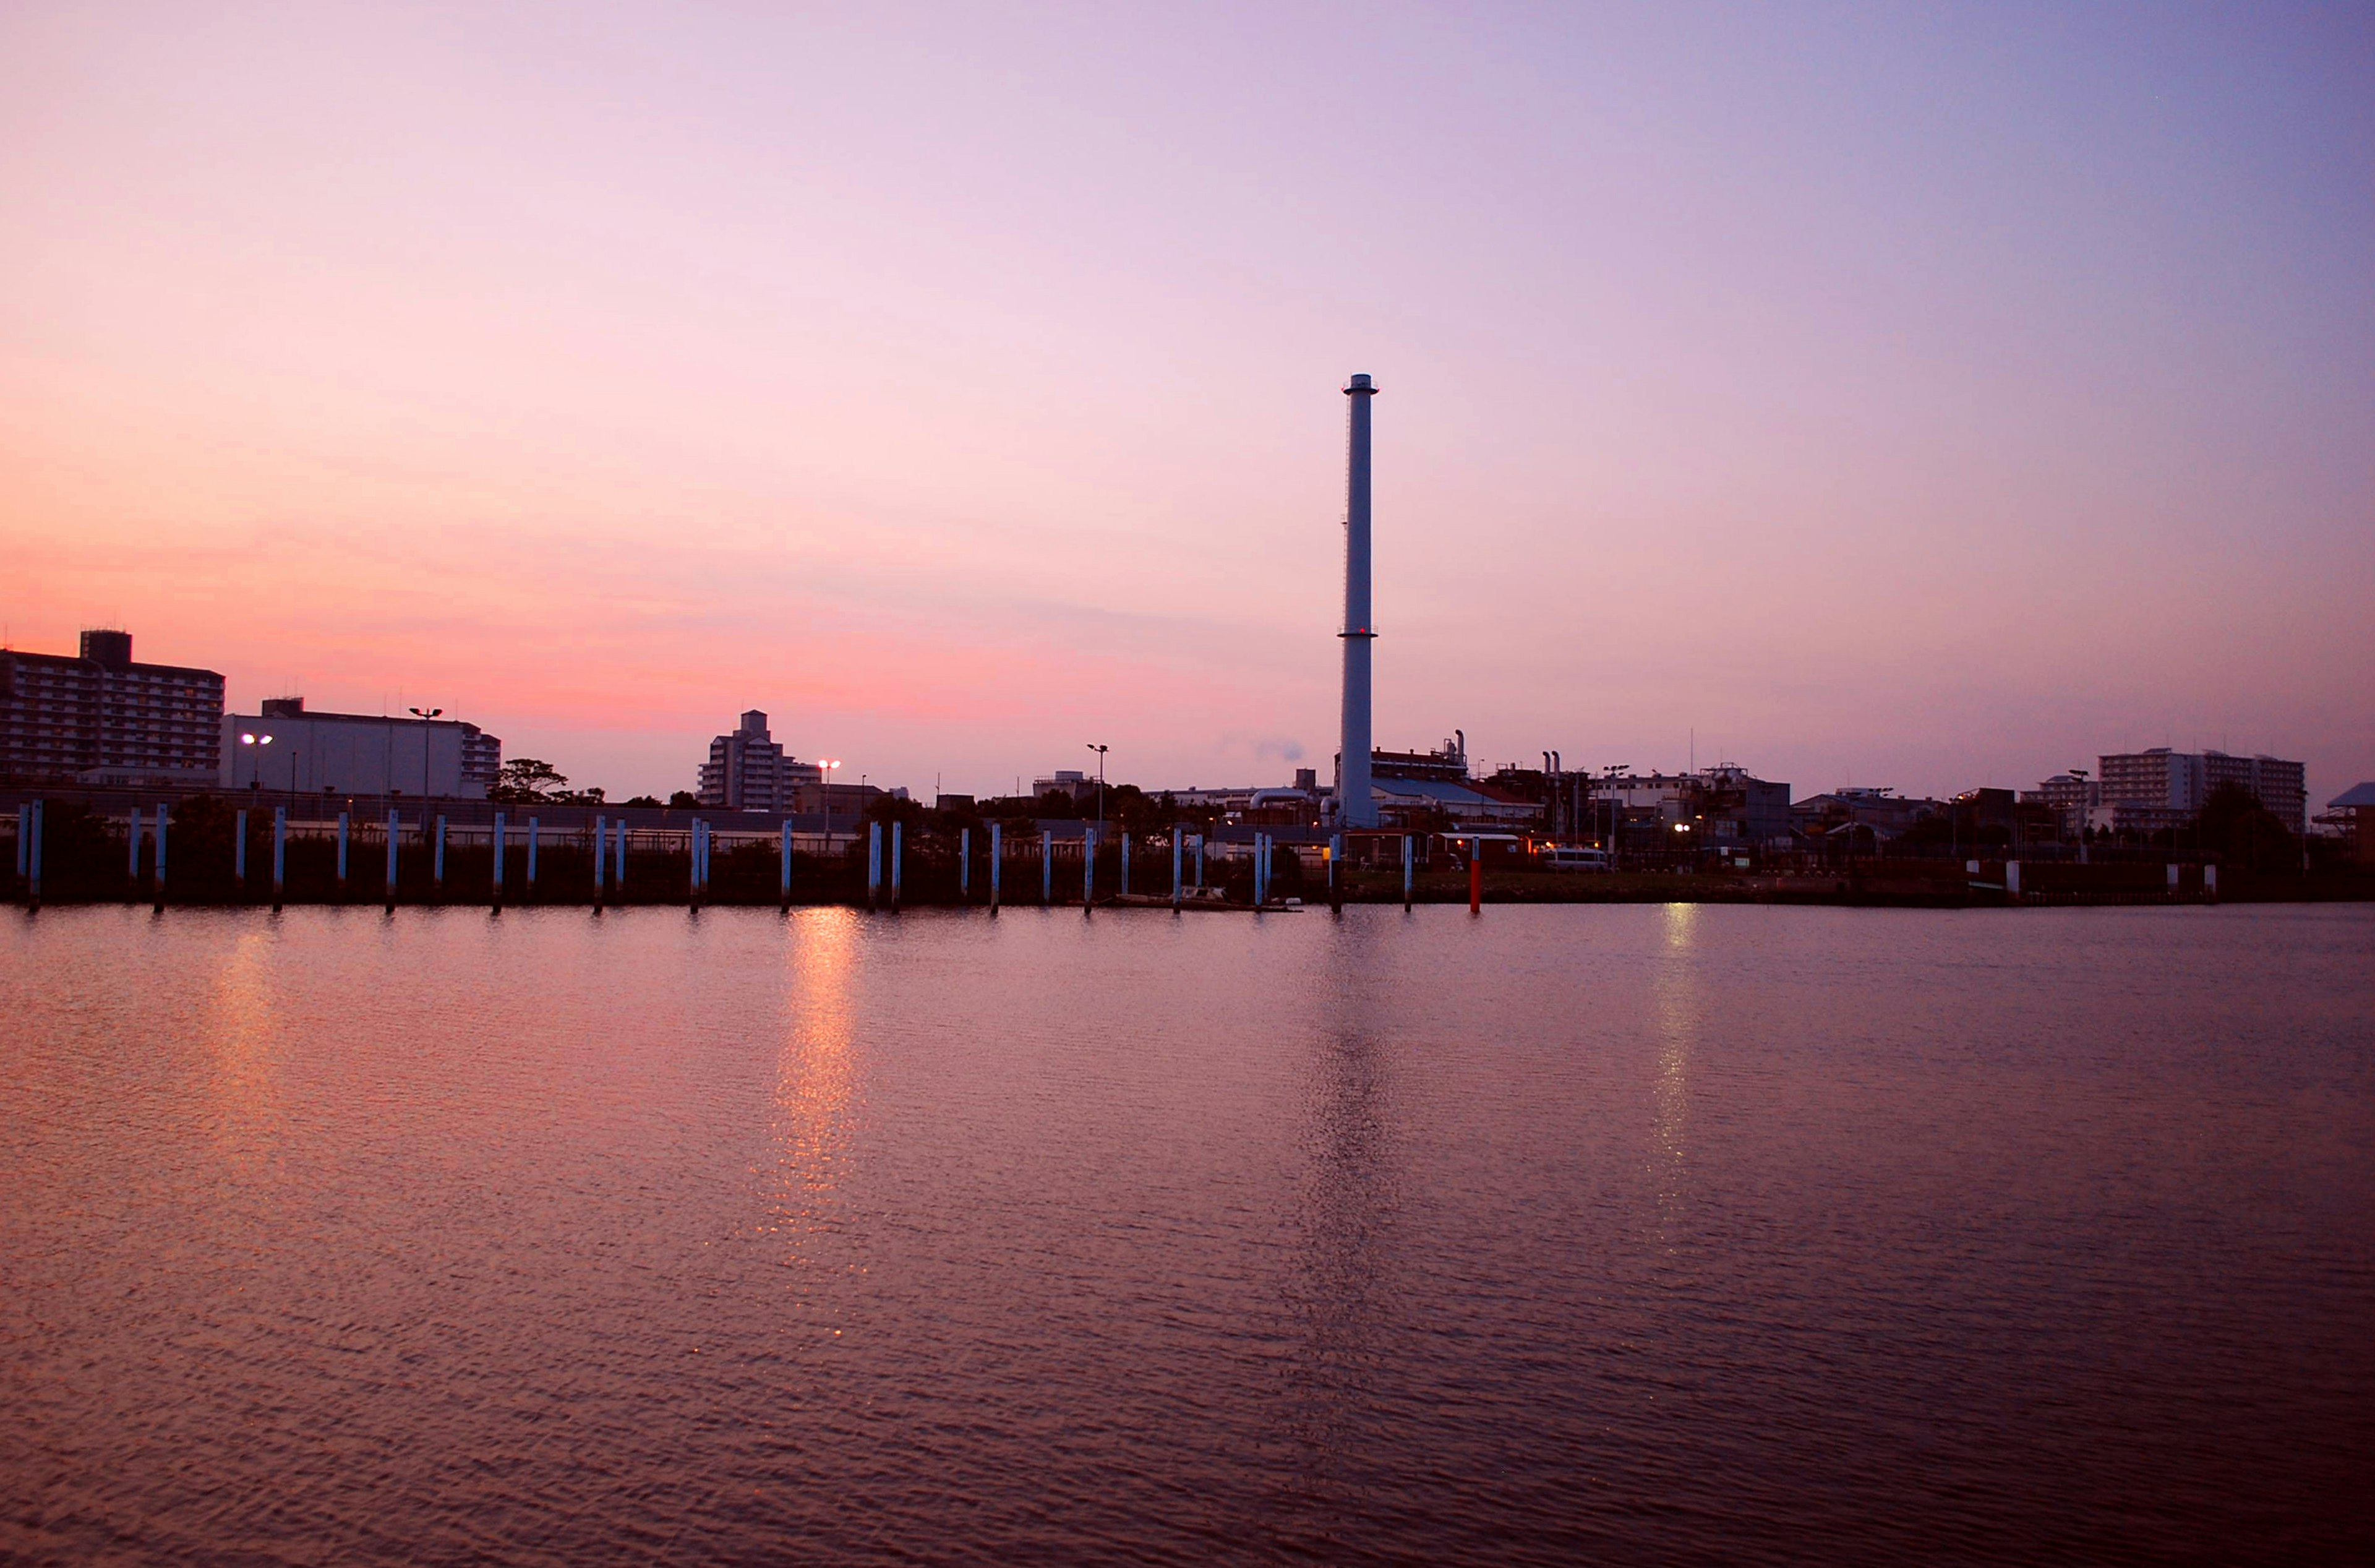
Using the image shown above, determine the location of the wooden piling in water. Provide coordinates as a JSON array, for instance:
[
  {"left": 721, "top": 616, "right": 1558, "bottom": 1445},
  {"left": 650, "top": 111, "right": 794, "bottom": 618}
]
[
  {"left": 960, "top": 827, "right": 971, "bottom": 903},
  {"left": 1171, "top": 827, "right": 1182, "bottom": 910},
  {"left": 337, "top": 812, "right": 349, "bottom": 893},
  {"left": 272, "top": 806, "right": 286, "bottom": 911},
  {"left": 1042, "top": 830, "right": 1053, "bottom": 906},
  {"left": 385, "top": 809, "right": 399, "bottom": 911},
  {"left": 153, "top": 805, "right": 168, "bottom": 912},
  {"left": 492, "top": 812, "right": 507, "bottom": 910},
  {"left": 1403, "top": 833, "right": 1413, "bottom": 911},
  {"left": 989, "top": 822, "right": 1001, "bottom": 914},
  {"left": 780, "top": 819, "right": 794, "bottom": 911}
]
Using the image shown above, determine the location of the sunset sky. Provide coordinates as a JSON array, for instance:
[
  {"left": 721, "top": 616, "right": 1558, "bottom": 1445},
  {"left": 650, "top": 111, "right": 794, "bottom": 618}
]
[{"left": 4, "top": 4, "right": 2371, "bottom": 803}]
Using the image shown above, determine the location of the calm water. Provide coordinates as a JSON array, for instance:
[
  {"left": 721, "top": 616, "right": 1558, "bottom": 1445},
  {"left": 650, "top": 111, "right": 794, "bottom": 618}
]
[{"left": 3, "top": 903, "right": 2370, "bottom": 1565}]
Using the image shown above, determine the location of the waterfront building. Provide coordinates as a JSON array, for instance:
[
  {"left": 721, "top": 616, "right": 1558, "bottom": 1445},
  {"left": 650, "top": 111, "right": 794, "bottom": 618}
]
[
  {"left": 2099, "top": 748, "right": 2306, "bottom": 834},
  {"left": 1588, "top": 766, "right": 1794, "bottom": 849},
  {"left": 2327, "top": 782, "right": 2375, "bottom": 868},
  {"left": 698, "top": 711, "right": 821, "bottom": 812},
  {"left": 0, "top": 630, "right": 225, "bottom": 787},
  {"left": 1790, "top": 788, "right": 1946, "bottom": 843},
  {"left": 2023, "top": 773, "right": 2100, "bottom": 839},
  {"left": 220, "top": 698, "right": 501, "bottom": 799},
  {"left": 1032, "top": 769, "right": 1095, "bottom": 805}
]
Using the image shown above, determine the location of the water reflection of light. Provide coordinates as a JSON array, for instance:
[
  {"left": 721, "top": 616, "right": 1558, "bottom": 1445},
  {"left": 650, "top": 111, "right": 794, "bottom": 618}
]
[
  {"left": 766, "top": 909, "right": 861, "bottom": 1280},
  {"left": 1276, "top": 916, "right": 1401, "bottom": 1489},
  {"left": 206, "top": 932, "right": 287, "bottom": 1172},
  {"left": 1651, "top": 902, "right": 1698, "bottom": 1246}
]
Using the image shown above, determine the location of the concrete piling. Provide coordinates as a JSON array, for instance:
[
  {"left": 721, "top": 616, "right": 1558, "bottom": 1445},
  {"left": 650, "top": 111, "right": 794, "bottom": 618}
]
[
  {"left": 891, "top": 821, "right": 903, "bottom": 912},
  {"left": 129, "top": 807, "right": 143, "bottom": 879},
  {"left": 1083, "top": 826, "right": 1095, "bottom": 910},
  {"left": 614, "top": 820, "right": 627, "bottom": 894},
  {"left": 337, "top": 812, "right": 350, "bottom": 891},
  {"left": 1468, "top": 850, "right": 1482, "bottom": 915},
  {"left": 990, "top": 822, "right": 1001, "bottom": 914},
  {"left": 1171, "top": 827, "right": 1183, "bottom": 910},
  {"left": 14, "top": 802, "right": 26, "bottom": 881},
  {"left": 867, "top": 822, "right": 882, "bottom": 910},
  {"left": 960, "top": 827, "right": 971, "bottom": 902},
  {"left": 492, "top": 812, "right": 507, "bottom": 909},
  {"left": 25, "top": 800, "right": 42, "bottom": 910},
  {"left": 153, "top": 806, "right": 168, "bottom": 910},
  {"left": 434, "top": 816, "right": 447, "bottom": 891},
  {"left": 385, "top": 810, "right": 400, "bottom": 910},
  {"left": 1120, "top": 833, "right": 1131, "bottom": 898},
  {"left": 1403, "top": 833, "right": 1413, "bottom": 911},
  {"left": 780, "top": 820, "right": 794, "bottom": 910},
  {"left": 1042, "top": 830, "right": 1053, "bottom": 906},
  {"left": 235, "top": 808, "right": 248, "bottom": 885},
  {"left": 272, "top": 807, "right": 286, "bottom": 910},
  {"left": 593, "top": 815, "right": 607, "bottom": 907},
  {"left": 527, "top": 816, "right": 539, "bottom": 893},
  {"left": 1330, "top": 833, "right": 1343, "bottom": 914}
]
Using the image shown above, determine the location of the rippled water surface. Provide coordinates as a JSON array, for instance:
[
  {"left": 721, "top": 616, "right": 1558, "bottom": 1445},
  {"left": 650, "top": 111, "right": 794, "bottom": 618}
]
[{"left": 4, "top": 902, "right": 2371, "bottom": 1564}]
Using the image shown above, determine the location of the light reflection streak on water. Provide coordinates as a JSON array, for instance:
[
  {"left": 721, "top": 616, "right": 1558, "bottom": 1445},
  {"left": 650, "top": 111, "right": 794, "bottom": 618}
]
[
  {"left": 1278, "top": 923, "right": 1400, "bottom": 1473},
  {"left": 205, "top": 930, "right": 287, "bottom": 1175},
  {"left": 766, "top": 909, "right": 861, "bottom": 1284},
  {"left": 1652, "top": 902, "right": 1699, "bottom": 1251}
]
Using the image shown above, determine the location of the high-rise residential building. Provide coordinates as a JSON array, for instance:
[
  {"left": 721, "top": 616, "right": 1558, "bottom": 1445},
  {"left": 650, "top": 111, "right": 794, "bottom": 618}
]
[
  {"left": 1, "top": 630, "right": 225, "bottom": 786},
  {"left": 2099, "top": 748, "right": 2306, "bottom": 834},
  {"left": 698, "top": 711, "right": 820, "bottom": 812},
  {"left": 221, "top": 698, "right": 501, "bottom": 798}
]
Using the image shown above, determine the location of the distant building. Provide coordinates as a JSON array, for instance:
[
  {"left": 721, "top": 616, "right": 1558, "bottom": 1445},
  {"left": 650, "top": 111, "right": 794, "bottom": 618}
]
[
  {"left": 1032, "top": 769, "right": 1094, "bottom": 805},
  {"left": 221, "top": 698, "right": 501, "bottom": 799},
  {"left": 1, "top": 630, "right": 225, "bottom": 787},
  {"left": 2022, "top": 773, "right": 2100, "bottom": 838},
  {"left": 698, "top": 711, "right": 821, "bottom": 812},
  {"left": 2099, "top": 748, "right": 2305, "bottom": 834},
  {"left": 2327, "top": 782, "right": 2375, "bottom": 868},
  {"left": 1790, "top": 788, "right": 1946, "bottom": 842},
  {"left": 1589, "top": 766, "right": 1793, "bottom": 847}
]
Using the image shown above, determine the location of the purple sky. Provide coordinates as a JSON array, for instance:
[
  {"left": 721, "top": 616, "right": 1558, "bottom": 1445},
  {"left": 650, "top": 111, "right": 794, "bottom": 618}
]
[{"left": 5, "top": 3, "right": 2371, "bottom": 805}]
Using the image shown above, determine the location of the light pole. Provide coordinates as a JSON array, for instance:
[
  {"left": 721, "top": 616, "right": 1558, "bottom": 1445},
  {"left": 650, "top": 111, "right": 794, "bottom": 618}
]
[
  {"left": 240, "top": 730, "right": 275, "bottom": 793},
  {"left": 1086, "top": 743, "right": 1108, "bottom": 829},
  {"left": 819, "top": 759, "right": 841, "bottom": 839},
  {"left": 408, "top": 708, "right": 442, "bottom": 803},
  {"left": 1603, "top": 765, "right": 1627, "bottom": 870}
]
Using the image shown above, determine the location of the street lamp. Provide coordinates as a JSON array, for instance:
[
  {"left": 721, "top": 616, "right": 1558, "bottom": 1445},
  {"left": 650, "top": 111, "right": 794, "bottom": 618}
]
[
  {"left": 408, "top": 707, "right": 442, "bottom": 802},
  {"left": 819, "top": 759, "right": 841, "bottom": 838},
  {"left": 1086, "top": 743, "right": 1108, "bottom": 828},
  {"left": 240, "top": 730, "right": 274, "bottom": 792}
]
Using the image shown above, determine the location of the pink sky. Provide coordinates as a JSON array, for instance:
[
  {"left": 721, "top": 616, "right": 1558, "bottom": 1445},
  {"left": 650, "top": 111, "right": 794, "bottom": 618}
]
[{"left": 5, "top": 4, "right": 2371, "bottom": 804}]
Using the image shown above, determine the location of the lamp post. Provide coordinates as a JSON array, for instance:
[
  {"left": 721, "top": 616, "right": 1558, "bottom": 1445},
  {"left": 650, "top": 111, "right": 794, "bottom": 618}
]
[
  {"left": 1086, "top": 743, "right": 1108, "bottom": 829},
  {"left": 240, "top": 730, "right": 276, "bottom": 791},
  {"left": 819, "top": 759, "right": 841, "bottom": 841},
  {"left": 408, "top": 708, "right": 442, "bottom": 803},
  {"left": 1603, "top": 765, "right": 1628, "bottom": 870}
]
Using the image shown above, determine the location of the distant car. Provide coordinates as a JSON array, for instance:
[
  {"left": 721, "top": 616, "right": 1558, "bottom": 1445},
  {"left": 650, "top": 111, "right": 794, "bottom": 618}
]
[{"left": 1543, "top": 846, "right": 1611, "bottom": 872}]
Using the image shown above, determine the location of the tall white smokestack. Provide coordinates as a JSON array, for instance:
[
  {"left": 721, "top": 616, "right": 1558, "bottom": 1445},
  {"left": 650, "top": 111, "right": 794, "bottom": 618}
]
[{"left": 1338, "top": 372, "right": 1379, "bottom": 828}]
